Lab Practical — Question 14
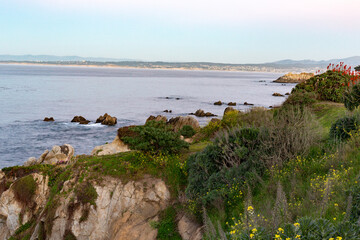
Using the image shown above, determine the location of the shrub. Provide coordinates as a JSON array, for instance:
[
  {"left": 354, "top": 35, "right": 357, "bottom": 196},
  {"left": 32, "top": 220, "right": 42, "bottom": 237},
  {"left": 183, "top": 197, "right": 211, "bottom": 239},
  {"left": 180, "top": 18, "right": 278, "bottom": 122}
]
[
  {"left": 344, "top": 84, "right": 360, "bottom": 111},
  {"left": 122, "top": 120, "right": 189, "bottom": 154},
  {"left": 152, "top": 207, "right": 182, "bottom": 240},
  {"left": 179, "top": 125, "right": 196, "bottom": 138},
  {"left": 186, "top": 127, "right": 264, "bottom": 204},
  {"left": 221, "top": 110, "right": 242, "bottom": 128},
  {"left": 12, "top": 175, "right": 37, "bottom": 205},
  {"left": 330, "top": 115, "right": 360, "bottom": 141},
  {"left": 292, "top": 70, "right": 350, "bottom": 102},
  {"left": 75, "top": 181, "right": 98, "bottom": 206},
  {"left": 200, "top": 119, "right": 222, "bottom": 139},
  {"left": 259, "top": 105, "right": 320, "bottom": 168},
  {"left": 355, "top": 65, "right": 360, "bottom": 72},
  {"left": 283, "top": 90, "right": 317, "bottom": 107}
]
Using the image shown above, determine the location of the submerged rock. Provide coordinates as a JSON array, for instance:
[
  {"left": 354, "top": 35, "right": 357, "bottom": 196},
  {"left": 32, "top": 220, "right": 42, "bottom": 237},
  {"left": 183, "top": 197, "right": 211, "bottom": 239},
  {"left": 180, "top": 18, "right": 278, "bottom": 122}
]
[
  {"left": 71, "top": 116, "right": 90, "bottom": 124},
  {"left": 96, "top": 113, "right": 117, "bottom": 126},
  {"left": 244, "top": 102, "right": 254, "bottom": 106},
  {"left": 43, "top": 117, "right": 54, "bottom": 122},
  {"left": 272, "top": 92, "right": 284, "bottom": 97},
  {"left": 193, "top": 109, "right": 216, "bottom": 117}
]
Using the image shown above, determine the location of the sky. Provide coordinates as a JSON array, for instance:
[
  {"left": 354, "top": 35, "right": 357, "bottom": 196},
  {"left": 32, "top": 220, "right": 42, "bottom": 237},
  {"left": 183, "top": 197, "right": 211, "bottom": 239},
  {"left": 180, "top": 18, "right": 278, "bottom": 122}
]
[{"left": 1, "top": 0, "right": 360, "bottom": 63}]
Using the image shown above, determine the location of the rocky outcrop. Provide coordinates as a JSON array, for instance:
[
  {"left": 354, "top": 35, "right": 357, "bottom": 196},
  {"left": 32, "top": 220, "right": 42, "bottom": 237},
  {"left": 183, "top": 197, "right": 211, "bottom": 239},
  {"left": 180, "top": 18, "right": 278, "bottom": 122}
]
[
  {"left": 24, "top": 144, "right": 74, "bottom": 166},
  {"left": 43, "top": 117, "right": 54, "bottom": 122},
  {"left": 167, "top": 116, "right": 200, "bottom": 132},
  {"left": 274, "top": 72, "right": 314, "bottom": 83},
  {"left": 193, "top": 109, "right": 216, "bottom": 117},
  {"left": 228, "top": 102, "right": 236, "bottom": 106},
  {"left": 71, "top": 116, "right": 90, "bottom": 124},
  {"left": 146, "top": 115, "right": 167, "bottom": 123},
  {"left": 96, "top": 113, "right": 117, "bottom": 126},
  {"left": 244, "top": 102, "right": 254, "bottom": 106},
  {"left": 272, "top": 93, "right": 284, "bottom": 97},
  {"left": 0, "top": 173, "right": 172, "bottom": 240},
  {"left": 178, "top": 214, "right": 203, "bottom": 240},
  {"left": 91, "top": 136, "right": 130, "bottom": 156},
  {"left": 47, "top": 177, "right": 170, "bottom": 240},
  {"left": 0, "top": 173, "right": 49, "bottom": 239},
  {"left": 224, "top": 107, "right": 240, "bottom": 115},
  {"left": 214, "top": 101, "right": 223, "bottom": 105},
  {"left": 163, "top": 110, "right": 172, "bottom": 113}
]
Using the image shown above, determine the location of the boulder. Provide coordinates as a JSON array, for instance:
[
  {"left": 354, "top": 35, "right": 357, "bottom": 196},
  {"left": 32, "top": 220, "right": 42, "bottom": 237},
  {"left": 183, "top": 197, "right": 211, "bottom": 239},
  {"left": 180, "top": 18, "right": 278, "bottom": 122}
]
[
  {"left": 272, "top": 93, "right": 284, "bottom": 97},
  {"left": 23, "top": 157, "right": 39, "bottom": 167},
  {"left": 91, "top": 136, "right": 130, "bottom": 156},
  {"left": 167, "top": 116, "right": 200, "bottom": 132},
  {"left": 274, "top": 72, "right": 314, "bottom": 83},
  {"left": 228, "top": 102, "right": 236, "bottom": 106},
  {"left": 285, "top": 92, "right": 290, "bottom": 95},
  {"left": 43, "top": 117, "right": 54, "bottom": 122},
  {"left": 194, "top": 109, "right": 216, "bottom": 117},
  {"left": 96, "top": 113, "right": 117, "bottom": 126},
  {"left": 178, "top": 214, "right": 203, "bottom": 240},
  {"left": 146, "top": 115, "right": 167, "bottom": 123},
  {"left": 163, "top": 110, "right": 172, "bottom": 113},
  {"left": 40, "top": 144, "right": 74, "bottom": 165},
  {"left": 71, "top": 116, "right": 90, "bottom": 124},
  {"left": 214, "top": 101, "right": 223, "bottom": 105},
  {"left": 244, "top": 102, "right": 254, "bottom": 106}
]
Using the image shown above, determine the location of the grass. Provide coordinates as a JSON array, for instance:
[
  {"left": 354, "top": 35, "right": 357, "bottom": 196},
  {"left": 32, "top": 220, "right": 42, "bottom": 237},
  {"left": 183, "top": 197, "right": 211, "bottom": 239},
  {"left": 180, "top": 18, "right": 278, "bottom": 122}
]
[
  {"left": 151, "top": 206, "right": 182, "bottom": 240},
  {"left": 12, "top": 175, "right": 37, "bottom": 205}
]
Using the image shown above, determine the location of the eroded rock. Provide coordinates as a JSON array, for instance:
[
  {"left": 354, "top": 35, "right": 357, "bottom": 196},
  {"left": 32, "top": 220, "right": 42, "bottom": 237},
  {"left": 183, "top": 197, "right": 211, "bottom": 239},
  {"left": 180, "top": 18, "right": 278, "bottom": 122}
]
[
  {"left": 91, "top": 136, "right": 130, "bottom": 156},
  {"left": 167, "top": 116, "right": 200, "bottom": 132},
  {"left": 96, "top": 113, "right": 117, "bottom": 126},
  {"left": 71, "top": 116, "right": 90, "bottom": 124}
]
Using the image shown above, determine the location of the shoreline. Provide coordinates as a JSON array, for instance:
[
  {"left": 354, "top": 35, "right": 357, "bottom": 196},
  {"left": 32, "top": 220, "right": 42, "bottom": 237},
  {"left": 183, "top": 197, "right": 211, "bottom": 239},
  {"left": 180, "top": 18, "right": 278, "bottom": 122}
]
[{"left": 0, "top": 61, "right": 290, "bottom": 73}]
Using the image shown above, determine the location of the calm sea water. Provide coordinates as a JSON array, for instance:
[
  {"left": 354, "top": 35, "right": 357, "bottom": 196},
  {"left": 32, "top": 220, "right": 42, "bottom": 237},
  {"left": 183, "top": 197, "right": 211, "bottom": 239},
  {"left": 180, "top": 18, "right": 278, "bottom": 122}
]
[{"left": 0, "top": 64, "right": 295, "bottom": 168}]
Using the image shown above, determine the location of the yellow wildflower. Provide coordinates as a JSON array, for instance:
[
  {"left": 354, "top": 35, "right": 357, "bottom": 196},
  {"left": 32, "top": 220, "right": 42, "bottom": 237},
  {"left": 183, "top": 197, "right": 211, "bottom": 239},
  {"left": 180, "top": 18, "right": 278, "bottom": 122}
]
[
  {"left": 252, "top": 228, "right": 257, "bottom": 233},
  {"left": 250, "top": 233, "right": 254, "bottom": 239},
  {"left": 294, "top": 222, "right": 300, "bottom": 227},
  {"left": 336, "top": 237, "right": 342, "bottom": 240},
  {"left": 278, "top": 228, "right": 284, "bottom": 233},
  {"left": 247, "top": 206, "right": 254, "bottom": 211},
  {"left": 295, "top": 235, "right": 301, "bottom": 239}
]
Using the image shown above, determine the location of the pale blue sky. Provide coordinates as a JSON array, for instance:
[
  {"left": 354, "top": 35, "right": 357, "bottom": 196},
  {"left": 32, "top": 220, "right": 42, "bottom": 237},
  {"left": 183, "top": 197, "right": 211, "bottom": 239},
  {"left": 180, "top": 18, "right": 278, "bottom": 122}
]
[{"left": 1, "top": 0, "right": 359, "bottom": 63}]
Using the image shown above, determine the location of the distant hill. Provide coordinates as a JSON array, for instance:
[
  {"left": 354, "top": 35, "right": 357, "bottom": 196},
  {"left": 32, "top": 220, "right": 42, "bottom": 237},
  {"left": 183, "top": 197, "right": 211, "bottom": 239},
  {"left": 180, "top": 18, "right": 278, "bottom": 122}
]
[
  {"left": 269, "top": 56, "right": 360, "bottom": 67},
  {"left": 0, "top": 54, "right": 135, "bottom": 62}
]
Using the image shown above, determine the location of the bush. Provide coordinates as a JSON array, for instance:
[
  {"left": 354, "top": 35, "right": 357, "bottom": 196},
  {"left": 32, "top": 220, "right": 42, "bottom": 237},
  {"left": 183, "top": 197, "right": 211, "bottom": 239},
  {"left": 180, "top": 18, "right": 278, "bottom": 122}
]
[
  {"left": 330, "top": 115, "right": 360, "bottom": 140},
  {"left": 283, "top": 90, "right": 317, "bottom": 107},
  {"left": 12, "top": 175, "right": 37, "bottom": 205},
  {"left": 344, "top": 84, "right": 360, "bottom": 111},
  {"left": 152, "top": 207, "right": 182, "bottom": 240},
  {"left": 122, "top": 120, "right": 189, "bottom": 154},
  {"left": 355, "top": 65, "right": 360, "bottom": 72},
  {"left": 179, "top": 125, "right": 196, "bottom": 138},
  {"left": 186, "top": 127, "right": 264, "bottom": 204},
  {"left": 293, "top": 70, "right": 350, "bottom": 102},
  {"left": 75, "top": 181, "right": 98, "bottom": 206}
]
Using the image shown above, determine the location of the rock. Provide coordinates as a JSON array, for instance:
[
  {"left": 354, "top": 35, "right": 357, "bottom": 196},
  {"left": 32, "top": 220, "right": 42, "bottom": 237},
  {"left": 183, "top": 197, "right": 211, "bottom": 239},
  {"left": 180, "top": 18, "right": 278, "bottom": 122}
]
[
  {"left": 167, "top": 116, "right": 200, "bottom": 132},
  {"left": 285, "top": 92, "right": 290, "bottom": 95},
  {"left": 96, "top": 113, "right": 117, "bottom": 126},
  {"left": 41, "top": 144, "right": 74, "bottom": 165},
  {"left": 0, "top": 173, "right": 49, "bottom": 239},
  {"left": 163, "top": 110, "right": 172, "bottom": 113},
  {"left": 272, "top": 93, "right": 284, "bottom": 97},
  {"left": 146, "top": 115, "right": 167, "bottom": 123},
  {"left": 24, "top": 157, "right": 38, "bottom": 167},
  {"left": 214, "top": 101, "right": 223, "bottom": 105},
  {"left": 91, "top": 136, "right": 130, "bottom": 156},
  {"left": 194, "top": 109, "right": 216, "bottom": 117},
  {"left": 274, "top": 72, "right": 314, "bottom": 83},
  {"left": 210, "top": 118, "right": 221, "bottom": 124},
  {"left": 43, "top": 117, "right": 54, "bottom": 122},
  {"left": 228, "top": 102, "right": 236, "bottom": 106},
  {"left": 49, "top": 177, "right": 170, "bottom": 240},
  {"left": 71, "top": 116, "right": 90, "bottom": 124},
  {"left": 244, "top": 102, "right": 254, "bottom": 106},
  {"left": 178, "top": 214, "right": 203, "bottom": 240}
]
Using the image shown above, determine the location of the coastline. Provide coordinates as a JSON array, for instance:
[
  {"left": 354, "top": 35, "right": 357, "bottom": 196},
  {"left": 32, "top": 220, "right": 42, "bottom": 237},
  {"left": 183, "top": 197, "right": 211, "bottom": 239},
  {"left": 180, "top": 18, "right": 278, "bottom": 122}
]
[{"left": 0, "top": 61, "right": 294, "bottom": 73}]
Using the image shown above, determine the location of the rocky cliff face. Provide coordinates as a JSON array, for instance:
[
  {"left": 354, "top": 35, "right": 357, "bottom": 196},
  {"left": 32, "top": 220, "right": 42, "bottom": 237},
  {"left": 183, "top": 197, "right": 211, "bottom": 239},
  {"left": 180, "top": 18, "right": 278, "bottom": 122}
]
[{"left": 0, "top": 171, "right": 189, "bottom": 240}]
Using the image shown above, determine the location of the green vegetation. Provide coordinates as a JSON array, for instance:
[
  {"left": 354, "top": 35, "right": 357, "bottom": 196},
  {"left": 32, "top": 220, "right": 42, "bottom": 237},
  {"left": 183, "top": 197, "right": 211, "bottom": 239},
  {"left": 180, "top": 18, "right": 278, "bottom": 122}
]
[
  {"left": 344, "top": 84, "right": 360, "bottom": 111},
  {"left": 122, "top": 120, "right": 189, "bottom": 154},
  {"left": 151, "top": 207, "right": 182, "bottom": 240},
  {"left": 355, "top": 65, "right": 360, "bottom": 71},
  {"left": 293, "top": 70, "right": 351, "bottom": 102},
  {"left": 179, "top": 125, "right": 196, "bottom": 138},
  {"left": 329, "top": 114, "right": 360, "bottom": 140},
  {"left": 12, "top": 175, "right": 37, "bottom": 205}
]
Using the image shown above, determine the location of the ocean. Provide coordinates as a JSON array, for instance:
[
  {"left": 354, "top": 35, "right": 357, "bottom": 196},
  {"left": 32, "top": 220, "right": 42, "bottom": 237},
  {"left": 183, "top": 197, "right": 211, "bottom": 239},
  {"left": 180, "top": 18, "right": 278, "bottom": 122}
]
[{"left": 0, "top": 64, "right": 295, "bottom": 168}]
